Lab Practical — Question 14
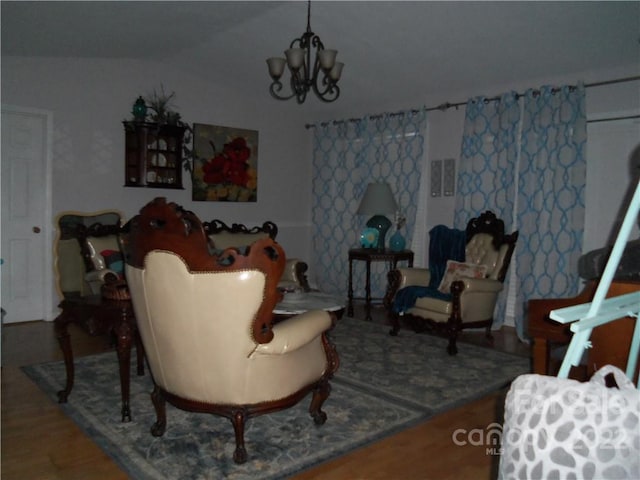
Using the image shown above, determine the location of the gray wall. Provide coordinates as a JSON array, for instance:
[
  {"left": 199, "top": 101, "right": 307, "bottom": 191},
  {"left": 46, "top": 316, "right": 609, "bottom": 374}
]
[
  {"left": 2, "top": 56, "right": 639, "bottom": 311},
  {"left": 2, "top": 56, "right": 315, "bottom": 262}
]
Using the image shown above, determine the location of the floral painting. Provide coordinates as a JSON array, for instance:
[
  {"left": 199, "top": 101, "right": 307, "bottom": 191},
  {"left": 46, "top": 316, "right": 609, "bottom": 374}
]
[{"left": 192, "top": 123, "right": 258, "bottom": 202}]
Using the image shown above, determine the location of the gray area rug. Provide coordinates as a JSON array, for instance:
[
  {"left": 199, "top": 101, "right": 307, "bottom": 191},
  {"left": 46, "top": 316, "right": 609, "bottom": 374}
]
[{"left": 23, "top": 317, "right": 530, "bottom": 479}]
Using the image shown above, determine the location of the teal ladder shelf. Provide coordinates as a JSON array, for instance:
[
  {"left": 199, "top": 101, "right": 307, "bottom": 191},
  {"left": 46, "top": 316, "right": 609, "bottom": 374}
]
[{"left": 549, "top": 179, "right": 640, "bottom": 388}]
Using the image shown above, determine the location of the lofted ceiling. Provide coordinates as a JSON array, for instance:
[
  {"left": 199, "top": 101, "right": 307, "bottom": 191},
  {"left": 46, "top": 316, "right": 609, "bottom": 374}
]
[{"left": 2, "top": 1, "right": 639, "bottom": 116}]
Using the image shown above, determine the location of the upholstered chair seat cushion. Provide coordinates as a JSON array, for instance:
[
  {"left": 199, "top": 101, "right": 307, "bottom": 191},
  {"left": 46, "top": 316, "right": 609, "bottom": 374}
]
[{"left": 412, "top": 276, "right": 503, "bottom": 323}]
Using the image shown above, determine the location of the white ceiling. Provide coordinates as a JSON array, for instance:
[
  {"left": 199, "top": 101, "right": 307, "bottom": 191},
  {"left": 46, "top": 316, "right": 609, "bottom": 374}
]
[{"left": 2, "top": 1, "right": 639, "bottom": 115}]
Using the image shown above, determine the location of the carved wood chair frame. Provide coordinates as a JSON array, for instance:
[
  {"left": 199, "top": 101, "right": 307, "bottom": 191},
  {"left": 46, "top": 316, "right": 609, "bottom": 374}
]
[
  {"left": 203, "top": 218, "right": 310, "bottom": 291},
  {"left": 125, "top": 197, "right": 339, "bottom": 463}
]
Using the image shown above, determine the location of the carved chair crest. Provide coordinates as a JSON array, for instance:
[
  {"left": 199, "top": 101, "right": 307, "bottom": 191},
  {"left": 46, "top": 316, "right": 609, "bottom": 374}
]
[
  {"left": 203, "top": 219, "right": 278, "bottom": 239},
  {"left": 124, "top": 197, "right": 285, "bottom": 343}
]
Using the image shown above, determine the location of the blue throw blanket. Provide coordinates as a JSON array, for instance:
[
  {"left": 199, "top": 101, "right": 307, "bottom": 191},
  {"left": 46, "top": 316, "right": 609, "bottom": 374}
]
[{"left": 392, "top": 225, "right": 467, "bottom": 314}]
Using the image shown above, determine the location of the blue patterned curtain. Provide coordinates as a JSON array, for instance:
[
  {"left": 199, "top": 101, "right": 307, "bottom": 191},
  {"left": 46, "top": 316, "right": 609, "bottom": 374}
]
[
  {"left": 454, "top": 92, "right": 521, "bottom": 225},
  {"left": 311, "top": 112, "right": 426, "bottom": 299},
  {"left": 454, "top": 84, "right": 586, "bottom": 339},
  {"left": 517, "top": 85, "right": 587, "bottom": 321},
  {"left": 454, "top": 92, "right": 521, "bottom": 335}
]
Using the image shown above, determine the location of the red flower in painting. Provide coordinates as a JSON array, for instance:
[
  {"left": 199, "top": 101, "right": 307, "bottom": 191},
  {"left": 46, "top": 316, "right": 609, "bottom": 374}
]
[
  {"left": 223, "top": 138, "right": 250, "bottom": 163},
  {"left": 201, "top": 137, "right": 252, "bottom": 187},
  {"left": 202, "top": 154, "right": 226, "bottom": 184}
]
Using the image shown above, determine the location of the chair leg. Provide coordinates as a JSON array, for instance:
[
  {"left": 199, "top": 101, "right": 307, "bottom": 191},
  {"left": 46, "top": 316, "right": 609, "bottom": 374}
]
[
  {"left": 447, "top": 335, "right": 458, "bottom": 355},
  {"left": 150, "top": 386, "right": 167, "bottom": 436},
  {"left": 389, "top": 313, "right": 401, "bottom": 336},
  {"left": 485, "top": 324, "right": 494, "bottom": 342},
  {"left": 230, "top": 409, "right": 248, "bottom": 464},
  {"left": 309, "top": 379, "right": 330, "bottom": 425},
  {"left": 446, "top": 316, "right": 460, "bottom": 356}
]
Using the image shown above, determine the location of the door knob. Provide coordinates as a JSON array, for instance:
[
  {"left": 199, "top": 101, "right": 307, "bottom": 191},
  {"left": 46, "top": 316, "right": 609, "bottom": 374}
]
[{"left": 32, "top": 226, "right": 41, "bottom": 233}]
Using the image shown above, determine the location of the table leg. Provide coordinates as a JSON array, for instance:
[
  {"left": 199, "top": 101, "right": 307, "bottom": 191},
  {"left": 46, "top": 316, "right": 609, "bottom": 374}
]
[
  {"left": 347, "top": 257, "right": 354, "bottom": 317},
  {"left": 364, "top": 259, "right": 372, "bottom": 321},
  {"left": 135, "top": 331, "right": 145, "bottom": 376},
  {"left": 54, "top": 309, "right": 75, "bottom": 403},
  {"left": 115, "top": 308, "right": 133, "bottom": 422}
]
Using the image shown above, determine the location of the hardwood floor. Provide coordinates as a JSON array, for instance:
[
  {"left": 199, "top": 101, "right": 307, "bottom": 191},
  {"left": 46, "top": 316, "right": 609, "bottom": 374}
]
[{"left": 1, "top": 305, "right": 531, "bottom": 479}]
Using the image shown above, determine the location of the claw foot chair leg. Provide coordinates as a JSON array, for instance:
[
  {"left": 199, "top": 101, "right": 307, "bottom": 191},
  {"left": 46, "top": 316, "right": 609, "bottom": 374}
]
[
  {"left": 309, "top": 379, "right": 331, "bottom": 425},
  {"left": 231, "top": 409, "right": 248, "bottom": 464},
  {"left": 150, "top": 386, "right": 167, "bottom": 437}
]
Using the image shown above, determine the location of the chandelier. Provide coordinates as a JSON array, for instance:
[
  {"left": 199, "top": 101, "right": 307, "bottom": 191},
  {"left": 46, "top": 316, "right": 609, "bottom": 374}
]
[{"left": 266, "top": 0, "right": 344, "bottom": 104}]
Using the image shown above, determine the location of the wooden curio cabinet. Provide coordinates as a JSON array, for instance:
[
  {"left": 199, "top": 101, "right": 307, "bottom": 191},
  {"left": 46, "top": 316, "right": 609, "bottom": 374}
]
[{"left": 123, "top": 121, "right": 185, "bottom": 189}]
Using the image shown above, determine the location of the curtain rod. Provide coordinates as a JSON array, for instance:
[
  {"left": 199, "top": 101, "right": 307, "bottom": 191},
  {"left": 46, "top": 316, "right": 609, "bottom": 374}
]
[
  {"left": 305, "top": 75, "right": 640, "bottom": 129},
  {"left": 587, "top": 114, "right": 640, "bottom": 124}
]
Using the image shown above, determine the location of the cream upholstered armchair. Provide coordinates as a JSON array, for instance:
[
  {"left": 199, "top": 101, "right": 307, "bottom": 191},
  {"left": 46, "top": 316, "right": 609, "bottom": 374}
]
[
  {"left": 54, "top": 210, "right": 124, "bottom": 299},
  {"left": 203, "top": 219, "right": 310, "bottom": 292},
  {"left": 124, "top": 198, "right": 339, "bottom": 464},
  {"left": 384, "top": 211, "right": 518, "bottom": 355}
]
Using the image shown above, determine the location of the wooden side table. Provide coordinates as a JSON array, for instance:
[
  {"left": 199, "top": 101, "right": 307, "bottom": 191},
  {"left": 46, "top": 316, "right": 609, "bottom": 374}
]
[
  {"left": 54, "top": 295, "right": 144, "bottom": 422},
  {"left": 348, "top": 248, "right": 414, "bottom": 321}
]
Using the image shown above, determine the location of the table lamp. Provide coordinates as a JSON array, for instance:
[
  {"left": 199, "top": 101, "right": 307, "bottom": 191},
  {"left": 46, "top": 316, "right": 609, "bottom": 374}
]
[{"left": 357, "top": 182, "right": 398, "bottom": 250}]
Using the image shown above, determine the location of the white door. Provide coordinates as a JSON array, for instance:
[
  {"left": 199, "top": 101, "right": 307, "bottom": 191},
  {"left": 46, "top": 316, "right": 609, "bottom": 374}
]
[{"left": 1, "top": 106, "right": 53, "bottom": 323}]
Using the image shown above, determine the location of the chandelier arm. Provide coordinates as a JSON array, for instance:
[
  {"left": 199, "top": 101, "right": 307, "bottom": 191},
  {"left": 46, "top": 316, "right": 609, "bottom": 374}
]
[
  {"left": 312, "top": 76, "right": 340, "bottom": 102},
  {"left": 269, "top": 80, "right": 297, "bottom": 101},
  {"left": 291, "top": 74, "right": 307, "bottom": 103}
]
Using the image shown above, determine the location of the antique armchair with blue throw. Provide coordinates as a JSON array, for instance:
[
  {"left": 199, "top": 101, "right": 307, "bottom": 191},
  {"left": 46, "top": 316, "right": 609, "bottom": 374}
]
[{"left": 384, "top": 211, "right": 519, "bottom": 355}]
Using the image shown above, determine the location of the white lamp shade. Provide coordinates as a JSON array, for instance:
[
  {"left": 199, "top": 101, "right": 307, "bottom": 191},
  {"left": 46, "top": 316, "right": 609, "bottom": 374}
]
[
  {"left": 266, "top": 57, "right": 286, "bottom": 79},
  {"left": 328, "top": 62, "right": 344, "bottom": 81},
  {"left": 318, "top": 49, "right": 337, "bottom": 70},
  {"left": 357, "top": 182, "right": 398, "bottom": 215},
  {"left": 285, "top": 48, "right": 305, "bottom": 70}
]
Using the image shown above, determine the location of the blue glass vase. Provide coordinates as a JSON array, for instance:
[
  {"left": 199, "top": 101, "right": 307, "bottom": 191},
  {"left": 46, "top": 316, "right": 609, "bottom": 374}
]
[{"left": 390, "top": 230, "right": 406, "bottom": 252}]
